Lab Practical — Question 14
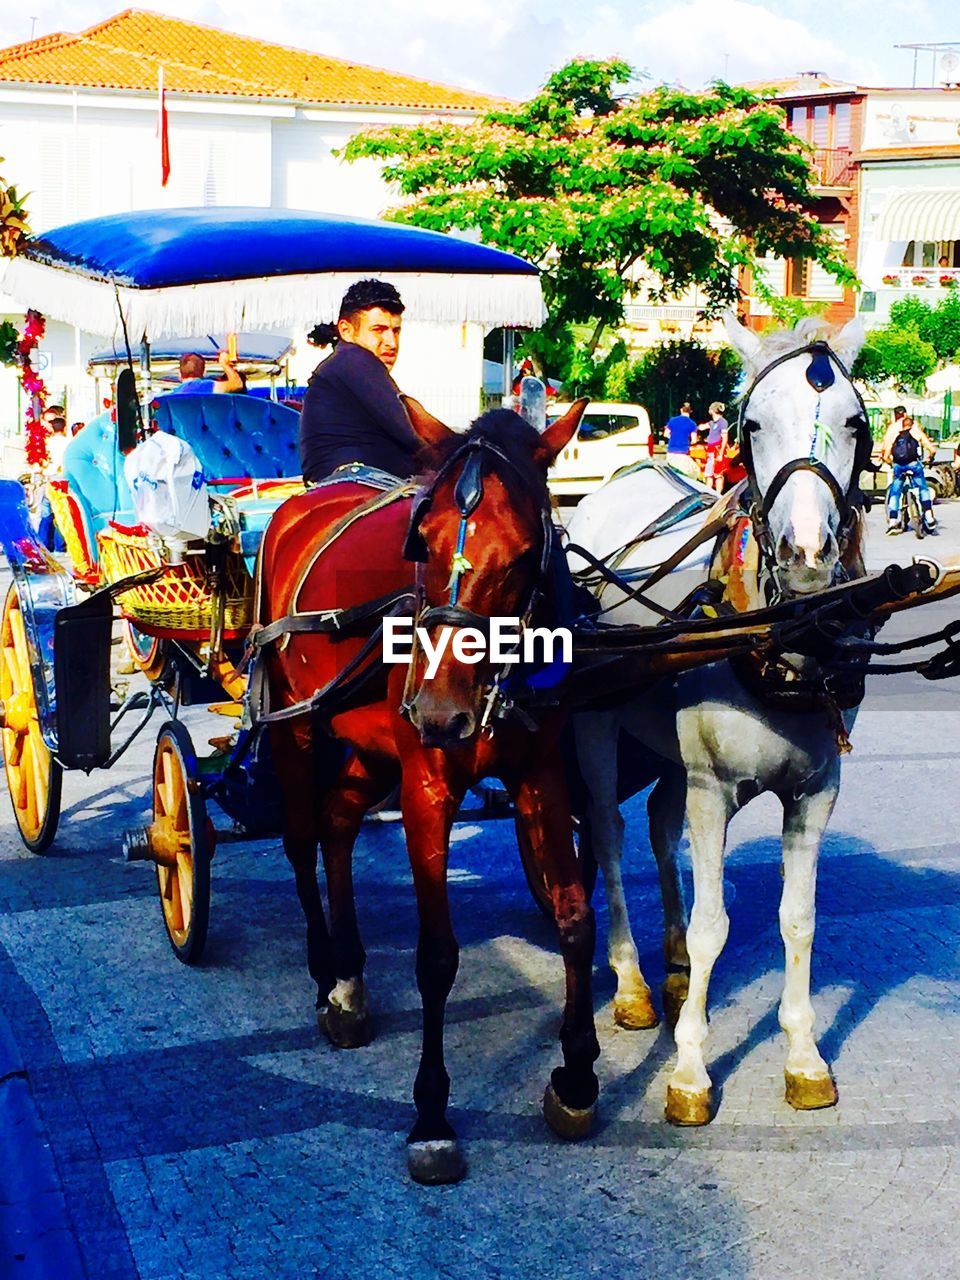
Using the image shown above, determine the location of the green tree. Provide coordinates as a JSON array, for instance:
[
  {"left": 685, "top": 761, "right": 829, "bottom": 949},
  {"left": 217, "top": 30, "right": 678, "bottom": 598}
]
[
  {"left": 888, "top": 291, "right": 960, "bottom": 362},
  {"left": 853, "top": 328, "right": 937, "bottom": 393},
  {"left": 589, "top": 341, "right": 741, "bottom": 429},
  {"left": 343, "top": 60, "right": 852, "bottom": 379}
]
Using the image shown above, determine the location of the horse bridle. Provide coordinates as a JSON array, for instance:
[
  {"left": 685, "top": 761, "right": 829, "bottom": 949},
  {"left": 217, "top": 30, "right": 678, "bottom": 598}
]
[
  {"left": 400, "top": 435, "right": 555, "bottom": 729},
  {"left": 736, "top": 340, "right": 873, "bottom": 575}
]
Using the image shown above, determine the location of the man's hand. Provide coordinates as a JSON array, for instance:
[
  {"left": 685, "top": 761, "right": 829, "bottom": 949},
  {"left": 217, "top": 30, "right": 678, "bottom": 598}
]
[{"left": 215, "top": 350, "right": 244, "bottom": 394}]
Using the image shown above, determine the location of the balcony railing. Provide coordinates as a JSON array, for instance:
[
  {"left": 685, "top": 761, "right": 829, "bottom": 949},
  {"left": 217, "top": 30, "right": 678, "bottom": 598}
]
[
  {"left": 810, "top": 147, "right": 855, "bottom": 188},
  {"left": 878, "top": 267, "right": 960, "bottom": 289}
]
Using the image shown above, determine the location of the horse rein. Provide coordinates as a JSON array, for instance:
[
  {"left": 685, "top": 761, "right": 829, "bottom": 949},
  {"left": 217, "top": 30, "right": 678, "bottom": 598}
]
[
  {"left": 400, "top": 435, "right": 555, "bottom": 731},
  {"left": 735, "top": 340, "right": 872, "bottom": 594}
]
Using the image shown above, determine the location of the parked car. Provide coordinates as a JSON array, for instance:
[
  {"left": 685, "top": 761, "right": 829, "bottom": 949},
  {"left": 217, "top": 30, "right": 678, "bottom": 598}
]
[{"left": 545, "top": 401, "right": 653, "bottom": 498}]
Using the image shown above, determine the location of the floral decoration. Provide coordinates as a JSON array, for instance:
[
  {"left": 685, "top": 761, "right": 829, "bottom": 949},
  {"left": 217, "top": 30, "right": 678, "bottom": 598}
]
[{"left": 19, "top": 309, "right": 48, "bottom": 468}]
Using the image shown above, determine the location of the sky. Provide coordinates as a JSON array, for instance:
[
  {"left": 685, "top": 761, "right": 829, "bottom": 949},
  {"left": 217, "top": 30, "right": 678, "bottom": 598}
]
[{"left": 1, "top": 0, "right": 958, "bottom": 99}]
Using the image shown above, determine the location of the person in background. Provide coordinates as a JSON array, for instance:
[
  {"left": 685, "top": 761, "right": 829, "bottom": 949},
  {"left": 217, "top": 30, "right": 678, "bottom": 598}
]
[
  {"left": 701, "top": 401, "right": 729, "bottom": 491},
  {"left": 46, "top": 415, "right": 69, "bottom": 475},
  {"left": 166, "top": 350, "right": 243, "bottom": 395},
  {"left": 663, "top": 402, "right": 700, "bottom": 478},
  {"left": 881, "top": 412, "right": 937, "bottom": 534}
]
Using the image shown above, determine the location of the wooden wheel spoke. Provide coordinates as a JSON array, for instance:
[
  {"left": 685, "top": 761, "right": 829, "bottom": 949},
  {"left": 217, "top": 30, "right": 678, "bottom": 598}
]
[
  {"left": 9, "top": 608, "right": 33, "bottom": 692},
  {"left": 19, "top": 736, "right": 38, "bottom": 831},
  {"left": 28, "top": 725, "right": 48, "bottom": 819},
  {"left": 176, "top": 850, "right": 193, "bottom": 932},
  {"left": 159, "top": 751, "right": 175, "bottom": 817}
]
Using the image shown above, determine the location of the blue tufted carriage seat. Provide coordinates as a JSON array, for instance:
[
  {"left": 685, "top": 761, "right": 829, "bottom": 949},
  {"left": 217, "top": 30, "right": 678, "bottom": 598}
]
[
  {"left": 59, "top": 394, "right": 302, "bottom": 570},
  {"left": 151, "top": 392, "right": 300, "bottom": 483}
]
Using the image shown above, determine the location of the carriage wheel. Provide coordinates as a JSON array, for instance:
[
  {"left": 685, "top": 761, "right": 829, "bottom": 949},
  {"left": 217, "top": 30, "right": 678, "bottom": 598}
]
[
  {"left": 515, "top": 813, "right": 597, "bottom": 920},
  {"left": 152, "top": 721, "right": 211, "bottom": 964},
  {"left": 122, "top": 620, "right": 168, "bottom": 682},
  {"left": 0, "top": 586, "right": 62, "bottom": 853}
]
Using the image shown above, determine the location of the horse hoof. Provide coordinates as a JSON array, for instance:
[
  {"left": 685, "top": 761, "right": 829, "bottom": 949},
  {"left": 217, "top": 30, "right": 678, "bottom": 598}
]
[
  {"left": 407, "top": 1140, "right": 467, "bottom": 1185},
  {"left": 613, "top": 993, "right": 659, "bottom": 1030},
  {"left": 542, "top": 1083, "right": 596, "bottom": 1140},
  {"left": 319, "top": 1003, "right": 373, "bottom": 1049},
  {"left": 785, "top": 1070, "right": 838, "bottom": 1111},
  {"left": 662, "top": 973, "right": 689, "bottom": 1031},
  {"left": 665, "top": 1083, "right": 713, "bottom": 1126}
]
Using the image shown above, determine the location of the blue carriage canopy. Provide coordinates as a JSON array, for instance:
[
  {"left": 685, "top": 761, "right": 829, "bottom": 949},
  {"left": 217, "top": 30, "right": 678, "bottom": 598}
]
[
  {"left": 87, "top": 332, "right": 294, "bottom": 371},
  {"left": 0, "top": 207, "right": 545, "bottom": 339}
]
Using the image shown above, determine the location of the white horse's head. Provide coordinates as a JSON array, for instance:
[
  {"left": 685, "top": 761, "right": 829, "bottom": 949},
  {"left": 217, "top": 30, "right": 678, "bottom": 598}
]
[{"left": 724, "top": 312, "right": 869, "bottom": 595}]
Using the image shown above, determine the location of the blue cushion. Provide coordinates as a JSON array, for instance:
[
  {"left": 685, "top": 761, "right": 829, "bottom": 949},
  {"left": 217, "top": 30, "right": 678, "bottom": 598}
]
[
  {"left": 63, "top": 412, "right": 134, "bottom": 537},
  {"left": 152, "top": 393, "right": 301, "bottom": 481}
]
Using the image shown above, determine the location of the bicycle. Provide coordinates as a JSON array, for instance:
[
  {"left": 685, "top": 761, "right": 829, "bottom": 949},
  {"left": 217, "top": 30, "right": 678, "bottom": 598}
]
[{"left": 894, "top": 464, "right": 932, "bottom": 540}]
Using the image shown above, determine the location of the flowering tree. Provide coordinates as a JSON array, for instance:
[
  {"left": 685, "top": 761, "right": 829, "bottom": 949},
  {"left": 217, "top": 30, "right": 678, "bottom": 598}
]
[{"left": 344, "top": 59, "right": 852, "bottom": 378}]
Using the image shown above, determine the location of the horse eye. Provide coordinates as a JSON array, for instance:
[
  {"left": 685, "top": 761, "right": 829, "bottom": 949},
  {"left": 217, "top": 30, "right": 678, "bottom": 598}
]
[{"left": 743, "top": 418, "right": 761, "bottom": 435}]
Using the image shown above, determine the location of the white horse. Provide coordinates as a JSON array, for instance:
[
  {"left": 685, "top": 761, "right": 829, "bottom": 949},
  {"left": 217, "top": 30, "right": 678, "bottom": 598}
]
[{"left": 567, "top": 313, "right": 870, "bottom": 1124}]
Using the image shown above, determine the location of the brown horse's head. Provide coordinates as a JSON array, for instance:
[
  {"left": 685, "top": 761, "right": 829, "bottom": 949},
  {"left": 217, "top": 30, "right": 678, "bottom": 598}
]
[{"left": 402, "top": 400, "right": 586, "bottom": 748}]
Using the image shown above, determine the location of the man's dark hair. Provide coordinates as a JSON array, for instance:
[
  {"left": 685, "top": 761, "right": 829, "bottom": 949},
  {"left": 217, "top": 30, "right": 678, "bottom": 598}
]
[
  {"left": 894, "top": 405, "right": 906, "bottom": 417},
  {"left": 44, "top": 404, "right": 66, "bottom": 417},
  {"left": 338, "top": 279, "right": 404, "bottom": 324},
  {"left": 180, "top": 353, "right": 205, "bottom": 379},
  {"left": 51, "top": 417, "right": 67, "bottom": 432}
]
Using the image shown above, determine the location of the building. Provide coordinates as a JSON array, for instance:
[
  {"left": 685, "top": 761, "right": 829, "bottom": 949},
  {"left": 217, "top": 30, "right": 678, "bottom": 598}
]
[
  {"left": 735, "top": 73, "right": 863, "bottom": 331},
  {"left": 856, "top": 88, "right": 960, "bottom": 324},
  {"left": 0, "top": 8, "right": 502, "bottom": 444}
]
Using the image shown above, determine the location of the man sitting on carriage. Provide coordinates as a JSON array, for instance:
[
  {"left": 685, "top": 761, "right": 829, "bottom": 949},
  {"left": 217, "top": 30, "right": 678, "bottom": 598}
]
[{"left": 299, "top": 279, "right": 425, "bottom": 483}]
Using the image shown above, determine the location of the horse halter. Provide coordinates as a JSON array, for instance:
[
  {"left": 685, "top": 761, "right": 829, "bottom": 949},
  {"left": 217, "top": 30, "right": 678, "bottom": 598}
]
[
  {"left": 736, "top": 340, "right": 872, "bottom": 565},
  {"left": 400, "top": 435, "right": 554, "bottom": 728}
]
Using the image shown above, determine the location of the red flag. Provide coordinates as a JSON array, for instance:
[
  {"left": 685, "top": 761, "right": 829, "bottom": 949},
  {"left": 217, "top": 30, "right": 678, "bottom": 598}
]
[{"left": 157, "top": 66, "right": 170, "bottom": 187}]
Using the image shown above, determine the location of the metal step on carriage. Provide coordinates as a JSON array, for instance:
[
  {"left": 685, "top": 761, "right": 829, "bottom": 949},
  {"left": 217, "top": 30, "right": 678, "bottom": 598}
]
[{"left": 4, "top": 206, "right": 960, "bottom": 963}]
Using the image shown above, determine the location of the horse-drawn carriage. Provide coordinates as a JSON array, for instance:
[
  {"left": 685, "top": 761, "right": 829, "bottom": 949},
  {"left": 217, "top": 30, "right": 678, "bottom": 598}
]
[
  {"left": 0, "top": 206, "right": 544, "bottom": 959},
  {"left": 4, "top": 207, "right": 960, "bottom": 1182}
]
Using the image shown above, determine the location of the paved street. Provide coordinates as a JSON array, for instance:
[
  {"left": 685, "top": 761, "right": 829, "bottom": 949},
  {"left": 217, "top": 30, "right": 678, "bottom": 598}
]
[{"left": 2, "top": 501, "right": 960, "bottom": 1279}]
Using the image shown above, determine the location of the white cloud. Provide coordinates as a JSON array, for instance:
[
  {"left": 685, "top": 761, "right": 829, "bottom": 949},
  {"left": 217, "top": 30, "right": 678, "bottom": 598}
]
[{"left": 628, "top": 0, "right": 860, "bottom": 86}]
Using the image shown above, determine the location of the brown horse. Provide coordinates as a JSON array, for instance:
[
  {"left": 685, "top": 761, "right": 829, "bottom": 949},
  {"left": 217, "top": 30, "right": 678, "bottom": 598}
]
[{"left": 258, "top": 401, "right": 598, "bottom": 1183}]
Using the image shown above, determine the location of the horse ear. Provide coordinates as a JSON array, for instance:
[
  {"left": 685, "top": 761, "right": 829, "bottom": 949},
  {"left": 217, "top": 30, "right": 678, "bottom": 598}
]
[
  {"left": 832, "top": 316, "right": 867, "bottom": 369},
  {"left": 402, "top": 395, "right": 452, "bottom": 446},
  {"left": 723, "top": 310, "right": 762, "bottom": 371},
  {"left": 533, "top": 398, "right": 588, "bottom": 465}
]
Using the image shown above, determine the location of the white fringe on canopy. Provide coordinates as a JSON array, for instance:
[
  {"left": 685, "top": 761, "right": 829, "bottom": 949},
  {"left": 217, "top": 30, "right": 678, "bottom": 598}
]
[{"left": 0, "top": 257, "right": 546, "bottom": 338}]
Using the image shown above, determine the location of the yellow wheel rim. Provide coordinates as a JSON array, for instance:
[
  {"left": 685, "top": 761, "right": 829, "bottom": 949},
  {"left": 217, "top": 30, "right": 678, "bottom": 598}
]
[
  {"left": 153, "top": 735, "right": 195, "bottom": 948},
  {"left": 1, "top": 589, "right": 54, "bottom": 846}
]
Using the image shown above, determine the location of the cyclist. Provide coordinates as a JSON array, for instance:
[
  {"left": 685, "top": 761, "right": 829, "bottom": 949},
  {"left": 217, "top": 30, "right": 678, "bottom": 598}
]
[{"left": 881, "top": 410, "right": 937, "bottom": 534}]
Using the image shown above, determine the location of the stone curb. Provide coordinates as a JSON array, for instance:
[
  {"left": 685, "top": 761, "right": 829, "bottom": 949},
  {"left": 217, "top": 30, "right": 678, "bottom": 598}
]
[{"left": 0, "top": 1007, "right": 86, "bottom": 1279}]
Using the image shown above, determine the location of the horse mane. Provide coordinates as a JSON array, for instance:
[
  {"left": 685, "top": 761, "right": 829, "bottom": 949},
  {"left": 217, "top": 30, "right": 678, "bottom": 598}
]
[
  {"left": 422, "top": 409, "right": 548, "bottom": 509},
  {"left": 751, "top": 316, "right": 848, "bottom": 361}
]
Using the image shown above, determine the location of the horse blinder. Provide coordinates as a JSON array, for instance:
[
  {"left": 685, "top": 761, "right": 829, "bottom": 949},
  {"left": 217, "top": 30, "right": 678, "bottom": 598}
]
[{"left": 402, "top": 491, "right": 433, "bottom": 562}]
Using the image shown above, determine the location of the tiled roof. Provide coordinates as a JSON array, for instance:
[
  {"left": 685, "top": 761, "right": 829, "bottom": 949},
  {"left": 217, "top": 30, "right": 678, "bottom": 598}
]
[
  {"left": 741, "top": 74, "right": 859, "bottom": 99},
  {"left": 0, "top": 8, "right": 500, "bottom": 111}
]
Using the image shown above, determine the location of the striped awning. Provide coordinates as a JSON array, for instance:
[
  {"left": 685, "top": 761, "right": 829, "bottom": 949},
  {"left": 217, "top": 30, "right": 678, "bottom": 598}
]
[{"left": 875, "top": 190, "right": 960, "bottom": 242}]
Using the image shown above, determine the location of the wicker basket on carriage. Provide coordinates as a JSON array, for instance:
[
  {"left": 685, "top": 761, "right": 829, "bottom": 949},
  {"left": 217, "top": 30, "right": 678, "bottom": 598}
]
[{"left": 96, "top": 524, "right": 253, "bottom": 640}]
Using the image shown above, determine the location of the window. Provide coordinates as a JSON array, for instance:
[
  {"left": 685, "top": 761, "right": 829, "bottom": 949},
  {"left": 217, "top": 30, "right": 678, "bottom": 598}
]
[
  {"left": 577, "top": 415, "right": 641, "bottom": 441},
  {"left": 788, "top": 106, "right": 809, "bottom": 138},
  {"left": 834, "top": 102, "right": 852, "bottom": 148},
  {"left": 812, "top": 105, "right": 830, "bottom": 146}
]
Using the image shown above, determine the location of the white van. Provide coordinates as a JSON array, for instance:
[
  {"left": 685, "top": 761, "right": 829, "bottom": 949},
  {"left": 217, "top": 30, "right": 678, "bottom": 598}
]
[{"left": 546, "top": 401, "right": 654, "bottom": 498}]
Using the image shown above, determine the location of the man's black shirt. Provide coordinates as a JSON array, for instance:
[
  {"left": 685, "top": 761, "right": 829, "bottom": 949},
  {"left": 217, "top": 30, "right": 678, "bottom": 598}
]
[{"left": 298, "top": 342, "right": 421, "bottom": 482}]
